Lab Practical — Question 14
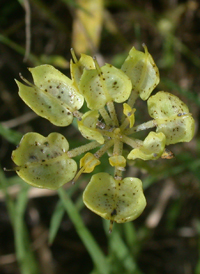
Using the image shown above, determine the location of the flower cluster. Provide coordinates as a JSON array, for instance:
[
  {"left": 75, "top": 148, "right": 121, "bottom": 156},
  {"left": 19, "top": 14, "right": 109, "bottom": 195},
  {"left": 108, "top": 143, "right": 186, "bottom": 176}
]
[{"left": 12, "top": 45, "right": 195, "bottom": 231}]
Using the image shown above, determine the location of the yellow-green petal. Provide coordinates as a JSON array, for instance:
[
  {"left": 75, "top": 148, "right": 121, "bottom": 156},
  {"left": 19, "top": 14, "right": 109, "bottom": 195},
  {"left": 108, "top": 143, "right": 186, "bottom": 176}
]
[
  {"left": 156, "top": 115, "right": 195, "bottom": 145},
  {"left": 148, "top": 91, "right": 195, "bottom": 144},
  {"left": 79, "top": 69, "right": 107, "bottom": 109},
  {"left": 17, "top": 65, "right": 84, "bottom": 126},
  {"left": 70, "top": 53, "right": 95, "bottom": 88},
  {"left": 101, "top": 64, "right": 132, "bottom": 103},
  {"left": 128, "top": 132, "right": 166, "bottom": 160},
  {"left": 16, "top": 81, "right": 74, "bottom": 127},
  {"left": 78, "top": 110, "right": 104, "bottom": 144},
  {"left": 12, "top": 132, "right": 77, "bottom": 190},
  {"left": 121, "top": 45, "right": 159, "bottom": 100},
  {"left": 79, "top": 64, "right": 132, "bottom": 109},
  {"left": 83, "top": 173, "right": 146, "bottom": 223},
  {"left": 148, "top": 91, "right": 189, "bottom": 119},
  {"left": 29, "top": 65, "right": 84, "bottom": 110}
]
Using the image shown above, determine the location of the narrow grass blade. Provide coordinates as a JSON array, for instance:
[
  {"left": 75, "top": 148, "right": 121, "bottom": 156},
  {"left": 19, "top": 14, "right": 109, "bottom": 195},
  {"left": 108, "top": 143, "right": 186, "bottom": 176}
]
[
  {"left": 49, "top": 200, "right": 65, "bottom": 245},
  {"left": 58, "top": 187, "right": 110, "bottom": 274},
  {"left": 0, "top": 123, "right": 22, "bottom": 145},
  {"left": 0, "top": 167, "right": 40, "bottom": 273},
  {"left": 104, "top": 221, "right": 142, "bottom": 274},
  {"left": 14, "top": 185, "right": 40, "bottom": 274},
  {"left": 0, "top": 34, "right": 40, "bottom": 65},
  {"left": 49, "top": 180, "right": 81, "bottom": 244}
]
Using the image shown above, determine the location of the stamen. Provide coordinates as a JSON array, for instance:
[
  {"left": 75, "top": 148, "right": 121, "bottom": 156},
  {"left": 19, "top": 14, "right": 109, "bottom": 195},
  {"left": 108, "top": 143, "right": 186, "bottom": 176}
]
[{"left": 126, "top": 90, "right": 139, "bottom": 109}]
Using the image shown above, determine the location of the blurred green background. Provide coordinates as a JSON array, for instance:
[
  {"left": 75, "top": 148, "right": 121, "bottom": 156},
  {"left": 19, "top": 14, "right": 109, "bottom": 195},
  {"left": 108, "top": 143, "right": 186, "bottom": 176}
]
[{"left": 0, "top": 0, "right": 200, "bottom": 273}]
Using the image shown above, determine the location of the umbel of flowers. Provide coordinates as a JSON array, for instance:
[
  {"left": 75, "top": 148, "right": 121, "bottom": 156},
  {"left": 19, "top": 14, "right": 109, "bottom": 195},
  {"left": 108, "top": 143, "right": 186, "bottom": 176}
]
[{"left": 11, "top": 45, "right": 195, "bottom": 231}]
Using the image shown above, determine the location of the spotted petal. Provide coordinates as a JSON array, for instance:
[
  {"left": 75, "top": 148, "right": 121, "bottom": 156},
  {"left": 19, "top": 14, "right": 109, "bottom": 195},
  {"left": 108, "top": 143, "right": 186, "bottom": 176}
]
[
  {"left": 83, "top": 173, "right": 146, "bottom": 223},
  {"left": 78, "top": 110, "right": 104, "bottom": 144},
  {"left": 16, "top": 65, "right": 84, "bottom": 126},
  {"left": 70, "top": 53, "right": 95, "bottom": 88},
  {"left": 12, "top": 132, "right": 77, "bottom": 190},
  {"left": 128, "top": 132, "right": 166, "bottom": 160},
  {"left": 121, "top": 45, "right": 159, "bottom": 100},
  {"left": 148, "top": 91, "right": 195, "bottom": 144},
  {"left": 79, "top": 64, "right": 132, "bottom": 110}
]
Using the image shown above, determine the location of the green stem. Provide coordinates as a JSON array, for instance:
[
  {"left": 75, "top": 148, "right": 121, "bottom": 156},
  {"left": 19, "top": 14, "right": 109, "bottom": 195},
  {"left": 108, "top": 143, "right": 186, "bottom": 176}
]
[
  {"left": 97, "top": 129, "right": 115, "bottom": 138},
  {"left": 58, "top": 188, "right": 110, "bottom": 274},
  {"left": 120, "top": 117, "right": 130, "bottom": 131},
  {"left": 67, "top": 141, "right": 100, "bottom": 158},
  {"left": 107, "top": 101, "right": 119, "bottom": 127},
  {"left": 94, "top": 139, "right": 114, "bottom": 158},
  {"left": 113, "top": 140, "right": 123, "bottom": 180},
  {"left": 124, "top": 120, "right": 157, "bottom": 135},
  {"left": 126, "top": 90, "right": 139, "bottom": 109},
  {"left": 99, "top": 107, "right": 113, "bottom": 126},
  {"left": 113, "top": 138, "right": 123, "bottom": 156},
  {"left": 122, "top": 135, "right": 143, "bottom": 148}
]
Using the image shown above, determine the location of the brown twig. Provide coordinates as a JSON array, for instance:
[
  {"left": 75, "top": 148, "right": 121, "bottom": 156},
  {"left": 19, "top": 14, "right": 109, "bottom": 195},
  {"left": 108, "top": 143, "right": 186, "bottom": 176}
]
[{"left": 23, "top": 0, "right": 31, "bottom": 62}]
